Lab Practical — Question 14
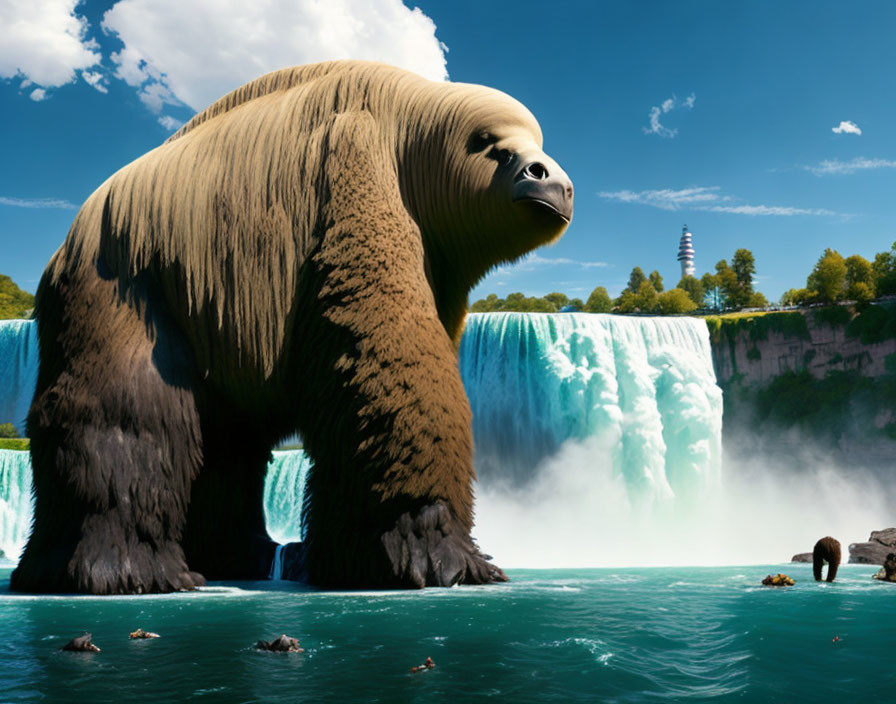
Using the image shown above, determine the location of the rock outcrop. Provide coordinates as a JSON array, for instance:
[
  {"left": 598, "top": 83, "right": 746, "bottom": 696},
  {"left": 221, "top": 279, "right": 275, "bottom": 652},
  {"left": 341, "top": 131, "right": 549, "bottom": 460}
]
[
  {"left": 791, "top": 552, "right": 812, "bottom": 562},
  {"left": 61, "top": 634, "right": 100, "bottom": 652},
  {"left": 710, "top": 309, "right": 896, "bottom": 387},
  {"left": 849, "top": 528, "right": 896, "bottom": 564},
  {"left": 256, "top": 635, "right": 304, "bottom": 653}
]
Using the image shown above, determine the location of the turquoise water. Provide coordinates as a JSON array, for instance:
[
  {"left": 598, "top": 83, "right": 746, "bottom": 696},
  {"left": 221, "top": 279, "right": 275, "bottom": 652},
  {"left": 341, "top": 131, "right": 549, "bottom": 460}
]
[{"left": 1, "top": 564, "right": 893, "bottom": 702}]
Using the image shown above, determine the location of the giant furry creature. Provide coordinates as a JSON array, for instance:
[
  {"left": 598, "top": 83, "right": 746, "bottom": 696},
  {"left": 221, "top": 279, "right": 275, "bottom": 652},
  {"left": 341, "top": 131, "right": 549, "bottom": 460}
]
[
  {"left": 813, "top": 536, "right": 841, "bottom": 582},
  {"left": 11, "top": 61, "right": 573, "bottom": 594}
]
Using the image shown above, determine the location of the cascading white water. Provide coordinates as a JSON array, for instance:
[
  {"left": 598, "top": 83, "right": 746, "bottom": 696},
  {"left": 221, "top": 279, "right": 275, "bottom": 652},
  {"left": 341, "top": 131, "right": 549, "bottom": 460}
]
[
  {"left": 0, "top": 320, "right": 39, "bottom": 434},
  {"left": 0, "top": 450, "right": 34, "bottom": 562},
  {"left": 459, "top": 313, "right": 723, "bottom": 503},
  {"left": 268, "top": 544, "right": 286, "bottom": 580},
  {"left": 262, "top": 451, "right": 311, "bottom": 545}
]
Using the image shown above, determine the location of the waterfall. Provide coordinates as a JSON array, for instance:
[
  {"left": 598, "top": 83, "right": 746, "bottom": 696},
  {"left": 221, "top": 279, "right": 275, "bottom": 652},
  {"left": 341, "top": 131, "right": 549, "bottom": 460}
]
[
  {"left": 268, "top": 544, "right": 286, "bottom": 580},
  {"left": 262, "top": 450, "right": 311, "bottom": 545},
  {"left": 0, "top": 451, "right": 34, "bottom": 562},
  {"left": 459, "top": 313, "right": 723, "bottom": 502},
  {"left": 0, "top": 320, "right": 39, "bottom": 435}
]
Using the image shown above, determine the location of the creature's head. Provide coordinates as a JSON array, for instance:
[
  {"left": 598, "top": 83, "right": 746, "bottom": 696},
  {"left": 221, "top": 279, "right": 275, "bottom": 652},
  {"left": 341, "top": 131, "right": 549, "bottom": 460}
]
[{"left": 397, "top": 82, "right": 573, "bottom": 286}]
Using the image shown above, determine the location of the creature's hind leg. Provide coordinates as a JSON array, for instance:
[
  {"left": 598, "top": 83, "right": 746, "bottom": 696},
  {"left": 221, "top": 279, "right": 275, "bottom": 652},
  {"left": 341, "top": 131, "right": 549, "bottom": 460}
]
[
  {"left": 10, "top": 273, "right": 204, "bottom": 594},
  {"left": 182, "top": 426, "right": 278, "bottom": 581}
]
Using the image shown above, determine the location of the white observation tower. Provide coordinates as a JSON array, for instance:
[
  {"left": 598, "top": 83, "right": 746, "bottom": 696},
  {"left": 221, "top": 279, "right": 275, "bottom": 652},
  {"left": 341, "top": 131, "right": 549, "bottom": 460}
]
[{"left": 677, "top": 224, "right": 695, "bottom": 279}]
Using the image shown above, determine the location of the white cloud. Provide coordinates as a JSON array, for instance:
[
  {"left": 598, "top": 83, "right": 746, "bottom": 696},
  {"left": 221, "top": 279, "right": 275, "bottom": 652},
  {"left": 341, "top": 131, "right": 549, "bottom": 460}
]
[
  {"left": 805, "top": 156, "right": 896, "bottom": 176},
  {"left": 0, "top": 196, "right": 78, "bottom": 209},
  {"left": 701, "top": 204, "right": 835, "bottom": 216},
  {"left": 101, "top": 0, "right": 449, "bottom": 114},
  {"left": 0, "top": 0, "right": 100, "bottom": 89},
  {"left": 29, "top": 88, "right": 47, "bottom": 102},
  {"left": 832, "top": 120, "right": 861, "bottom": 135},
  {"left": 597, "top": 186, "right": 725, "bottom": 210},
  {"left": 527, "top": 254, "right": 608, "bottom": 268},
  {"left": 643, "top": 93, "right": 695, "bottom": 138},
  {"left": 599, "top": 186, "right": 835, "bottom": 216},
  {"left": 493, "top": 254, "right": 609, "bottom": 277},
  {"left": 157, "top": 115, "right": 183, "bottom": 131},
  {"left": 81, "top": 70, "right": 109, "bottom": 94}
]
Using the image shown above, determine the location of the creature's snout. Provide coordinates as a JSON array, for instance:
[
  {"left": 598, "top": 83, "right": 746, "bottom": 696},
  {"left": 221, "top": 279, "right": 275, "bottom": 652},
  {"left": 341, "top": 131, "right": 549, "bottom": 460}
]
[{"left": 512, "top": 157, "right": 573, "bottom": 223}]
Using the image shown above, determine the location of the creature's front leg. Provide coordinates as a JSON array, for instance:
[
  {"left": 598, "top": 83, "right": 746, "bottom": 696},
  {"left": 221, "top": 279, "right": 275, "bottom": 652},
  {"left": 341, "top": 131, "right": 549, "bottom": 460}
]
[
  {"left": 293, "top": 112, "right": 505, "bottom": 588},
  {"left": 296, "top": 271, "right": 506, "bottom": 588}
]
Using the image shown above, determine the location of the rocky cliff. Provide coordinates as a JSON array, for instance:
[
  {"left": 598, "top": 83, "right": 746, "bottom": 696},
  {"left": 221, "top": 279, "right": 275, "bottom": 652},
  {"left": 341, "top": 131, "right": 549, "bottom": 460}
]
[
  {"left": 707, "top": 304, "right": 896, "bottom": 465},
  {"left": 709, "top": 307, "right": 896, "bottom": 386}
]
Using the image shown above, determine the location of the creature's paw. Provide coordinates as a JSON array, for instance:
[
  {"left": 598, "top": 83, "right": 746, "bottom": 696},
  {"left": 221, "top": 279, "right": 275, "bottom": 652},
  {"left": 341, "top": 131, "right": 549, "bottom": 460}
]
[
  {"left": 11, "top": 543, "right": 206, "bottom": 594},
  {"left": 70, "top": 546, "right": 207, "bottom": 595},
  {"left": 381, "top": 502, "right": 508, "bottom": 588}
]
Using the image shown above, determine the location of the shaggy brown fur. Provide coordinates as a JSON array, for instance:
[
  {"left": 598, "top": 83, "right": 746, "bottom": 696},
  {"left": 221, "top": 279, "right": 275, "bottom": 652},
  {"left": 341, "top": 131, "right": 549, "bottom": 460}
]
[
  {"left": 11, "top": 60, "right": 572, "bottom": 594},
  {"left": 813, "top": 536, "right": 841, "bottom": 582}
]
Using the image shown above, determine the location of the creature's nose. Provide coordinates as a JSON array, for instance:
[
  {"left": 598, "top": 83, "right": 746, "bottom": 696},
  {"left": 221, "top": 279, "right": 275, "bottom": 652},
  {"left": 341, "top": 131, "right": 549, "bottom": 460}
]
[
  {"left": 512, "top": 159, "right": 574, "bottom": 223},
  {"left": 520, "top": 162, "right": 548, "bottom": 181}
]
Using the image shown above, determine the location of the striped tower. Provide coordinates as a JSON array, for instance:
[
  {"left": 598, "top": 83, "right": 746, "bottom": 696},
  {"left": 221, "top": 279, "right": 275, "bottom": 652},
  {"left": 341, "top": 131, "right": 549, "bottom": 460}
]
[{"left": 677, "top": 224, "right": 695, "bottom": 279}]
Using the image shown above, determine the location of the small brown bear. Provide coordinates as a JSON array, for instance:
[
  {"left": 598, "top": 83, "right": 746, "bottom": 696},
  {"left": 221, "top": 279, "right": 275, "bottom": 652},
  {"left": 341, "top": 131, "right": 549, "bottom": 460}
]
[{"left": 813, "top": 536, "right": 841, "bottom": 582}]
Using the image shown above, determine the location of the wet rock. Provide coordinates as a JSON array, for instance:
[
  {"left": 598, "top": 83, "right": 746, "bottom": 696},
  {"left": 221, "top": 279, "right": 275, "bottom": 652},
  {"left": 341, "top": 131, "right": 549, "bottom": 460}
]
[
  {"left": 129, "top": 628, "right": 160, "bottom": 639},
  {"left": 762, "top": 573, "right": 795, "bottom": 586},
  {"left": 256, "top": 635, "right": 304, "bottom": 653},
  {"left": 791, "top": 552, "right": 812, "bottom": 562},
  {"left": 849, "top": 527, "right": 896, "bottom": 564},
  {"left": 61, "top": 634, "right": 100, "bottom": 652}
]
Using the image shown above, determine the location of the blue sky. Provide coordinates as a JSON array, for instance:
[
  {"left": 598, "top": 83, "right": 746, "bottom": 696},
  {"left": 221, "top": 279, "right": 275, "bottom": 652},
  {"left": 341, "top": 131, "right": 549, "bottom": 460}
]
[{"left": 1, "top": 1, "right": 895, "bottom": 302}]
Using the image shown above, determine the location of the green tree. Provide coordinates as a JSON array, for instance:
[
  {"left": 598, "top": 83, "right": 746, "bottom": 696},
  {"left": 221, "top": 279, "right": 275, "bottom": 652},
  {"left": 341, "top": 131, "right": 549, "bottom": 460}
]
[
  {"left": 655, "top": 288, "right": 698, "bottom": 314},
  {"left": 634, "top": 280, "right": 658, "bottom": 312},
  {"left": 584, "top": 286, "right": 612, "bottom": 313},
  {"left": 626, "top": 267, "right": 647, "bottom": 293},
  {"left": 0, "top": 275, "right": 35, "bottom": 319},
  {"left": 715, "top": 260, "right": 740, "bottom": 307},
  {"left": 676, "top": 275, "right": 704, "bottom": 306},
  {"left": 701, "top": 272, "right": 722, "bottom": 310},
  {"left": 648, "top": 270, "right": 664, "bottom": 293},
  {"left": 615, "top": 290, "right": 638, "bottom": 313},
  {"left": 567, "top": 298, "right": 585, "bottom": 311},
  {"left": 845, "top": 254, "right": 875, "bottom": 300},
  {"left": 807, "top": 248, "right": 847, "bottom": 304},
  {"left": 502, "top": 292, "right": 528, "bottom": 311},
  {"left": 470, "top": 293, "right": 504, "bottom": 312},
  {"left": 0, "top": 423, "right": 19, "bottom": 439},
  {"left": 780, "top": 288, "right": 812, "bottom": 306},
  {"left": 873, "top": 245, "right": 896, "bottom": 296},
  {"left": 747, "top": 291, "right": 769, "bottom": 308},
  {"left": 731, "top": 249, "right": 756, "bottom": 294},
  {"left": 849, "top": 281, "right": 875, "bottom": 304},
  {"left": 542, "top": 292, "right": 569, "bottom": 311}
]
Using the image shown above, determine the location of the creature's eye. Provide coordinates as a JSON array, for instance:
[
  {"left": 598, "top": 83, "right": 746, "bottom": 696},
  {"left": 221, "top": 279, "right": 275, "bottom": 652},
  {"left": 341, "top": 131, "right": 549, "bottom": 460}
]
[
  {"left": 468, "top": 130, "right": 497, "bottom": 153},
  {"left": 492, "top": 148, "right": 513, "bottom": 166}
]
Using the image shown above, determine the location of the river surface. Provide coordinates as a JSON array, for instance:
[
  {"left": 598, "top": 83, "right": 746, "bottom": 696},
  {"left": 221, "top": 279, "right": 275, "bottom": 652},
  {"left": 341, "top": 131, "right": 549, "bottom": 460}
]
[{"left": 1, "top": 563, "right": 892, "bottom": 702}]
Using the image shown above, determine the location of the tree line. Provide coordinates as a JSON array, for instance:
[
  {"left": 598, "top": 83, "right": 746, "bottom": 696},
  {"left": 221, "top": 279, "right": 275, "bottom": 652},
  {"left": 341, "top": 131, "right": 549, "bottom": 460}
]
[
  {"left": 471, "top": 248, "right": 765, "bottom": 315},
  {"left": 779, "top": 242, "right": 896, "bottom": 305},
  {"left": 471, "top": 240, "right": 896, "bottom": 315}
]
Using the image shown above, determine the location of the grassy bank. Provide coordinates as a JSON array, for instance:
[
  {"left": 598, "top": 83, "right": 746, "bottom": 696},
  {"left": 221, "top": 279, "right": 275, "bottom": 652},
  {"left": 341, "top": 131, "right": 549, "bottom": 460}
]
[{"left": 0, "top": 439, "right": 29, "bottom": 451}]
